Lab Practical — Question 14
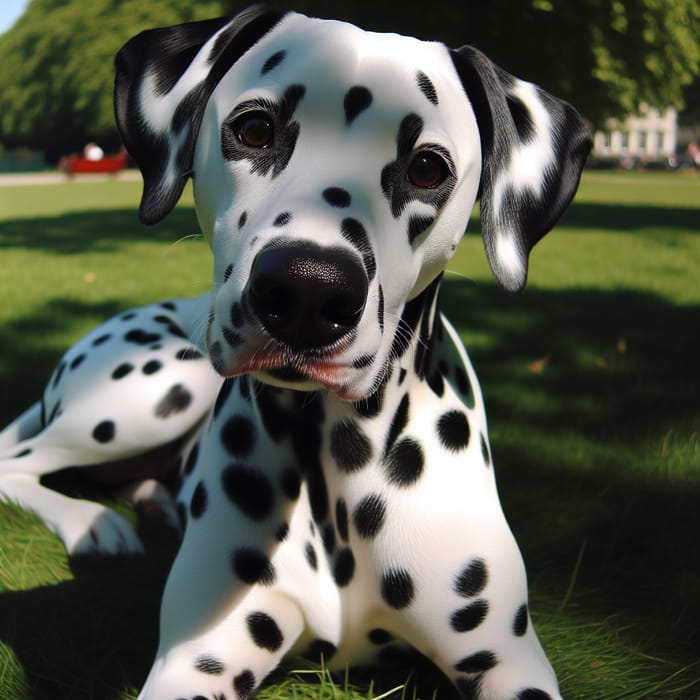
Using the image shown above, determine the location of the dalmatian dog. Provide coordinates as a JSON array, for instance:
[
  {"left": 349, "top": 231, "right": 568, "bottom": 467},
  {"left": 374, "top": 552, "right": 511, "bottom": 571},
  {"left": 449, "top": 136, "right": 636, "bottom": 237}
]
[
  {"left": 0, "top": 293, "right": 221, "bottom": 553},
  {"left": 0, "top": 4, "right": 591, "bottom": 699}
]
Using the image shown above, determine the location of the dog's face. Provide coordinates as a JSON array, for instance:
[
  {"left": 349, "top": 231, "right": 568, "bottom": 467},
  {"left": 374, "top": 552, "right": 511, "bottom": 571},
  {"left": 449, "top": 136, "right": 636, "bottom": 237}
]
[{"left": 115, "top": 7, "right": 590, "bottom": 401}]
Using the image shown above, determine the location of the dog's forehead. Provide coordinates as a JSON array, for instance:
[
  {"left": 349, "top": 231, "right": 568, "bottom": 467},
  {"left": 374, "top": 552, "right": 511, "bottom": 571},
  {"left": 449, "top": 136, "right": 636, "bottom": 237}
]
[{"left": 212, "top": 12, "right": 466, "bottom": 127}]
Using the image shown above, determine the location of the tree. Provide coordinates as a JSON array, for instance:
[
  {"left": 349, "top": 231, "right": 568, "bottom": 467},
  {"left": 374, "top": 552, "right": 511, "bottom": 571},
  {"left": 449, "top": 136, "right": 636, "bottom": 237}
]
[{"left": 1, "top": 0, "right": 698, "bottom": 158}]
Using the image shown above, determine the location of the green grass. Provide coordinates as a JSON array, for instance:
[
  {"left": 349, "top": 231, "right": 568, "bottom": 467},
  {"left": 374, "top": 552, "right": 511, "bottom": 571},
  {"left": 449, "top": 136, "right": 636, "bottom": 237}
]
[{"left": 0, "top": 171, "right": 699, "bottom": 699}]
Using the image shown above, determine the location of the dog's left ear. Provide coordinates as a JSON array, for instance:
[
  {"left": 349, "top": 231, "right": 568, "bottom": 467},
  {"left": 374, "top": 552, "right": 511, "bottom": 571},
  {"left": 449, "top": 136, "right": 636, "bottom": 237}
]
[
  {"left": 114, "top": 6, "right": 287, "bottom": 225},
  {"left": 451, "top": 46, "right": 591, "bottom": 292}
]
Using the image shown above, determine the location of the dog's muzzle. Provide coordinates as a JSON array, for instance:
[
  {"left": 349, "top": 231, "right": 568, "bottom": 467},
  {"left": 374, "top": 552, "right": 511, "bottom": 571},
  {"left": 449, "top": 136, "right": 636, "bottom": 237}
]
[{"left": 248, "top": 241, "right": 368, "bottom": 350}]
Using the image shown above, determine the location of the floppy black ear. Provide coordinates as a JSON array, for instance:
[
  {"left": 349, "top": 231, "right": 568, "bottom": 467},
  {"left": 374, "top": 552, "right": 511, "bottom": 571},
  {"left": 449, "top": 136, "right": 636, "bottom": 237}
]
[
  {"left": 114, "top": 5, "right": 287, "bottom": 225},
  {"left": 451, "top": 46, "right": 591, "bottom": 292}
]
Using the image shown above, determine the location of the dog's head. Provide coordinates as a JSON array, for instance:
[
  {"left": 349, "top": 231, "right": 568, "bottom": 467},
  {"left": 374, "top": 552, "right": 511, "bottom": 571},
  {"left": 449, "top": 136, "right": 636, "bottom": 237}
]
[{"left": 115, "top": 6, "right": 590, "bottom": 400}]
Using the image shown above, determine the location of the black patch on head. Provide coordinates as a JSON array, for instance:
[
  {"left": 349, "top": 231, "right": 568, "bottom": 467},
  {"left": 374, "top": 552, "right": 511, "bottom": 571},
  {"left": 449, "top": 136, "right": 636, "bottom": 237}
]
[
  {"left": 455, "top": 650, "right": 498, "bottom": 674},
  {"left": 155, "top": 383, "right": 193, "bottom": 418},
  {"left": 407, "top": 214, "right": 435, "bottom": 245},
  {"left": 340, "top": 218, "right": 376, "bottom": 282},
  {"left": 455, "top": 558, "right": 488, "bottom": 598},
  {"left": 332, "top": 548, "right": 355, "bottom": 587},
  {"left": 450, "top": 599, "right": 489, "bottom": 632},
  {"left": 92, "top": 420, "right": 116, "bottom": 443},
  {"left": 506, "top": 94, "right": 536, "bottom": 142},
  {"left": 303, "top": 639, "right": 337, "bottom": 663},
  {"left": 353, "top": 493, "right": 387, "bottom": 539},
  {"left": 437, "top": 410, "right": 471, "bottom": 452},
  {"left": 221, "top": 84, "right": 306, "bottom": 178},
  {"left": 246, "top": 611, "right": 283, "bottom": 650},
  {"left": 417, "top": 71, "right": 439, "bottom": 105},
  {"left": 384, "top": 393, "right": 410, "bottom": 455},
  {"left": 234, "top": 669, "right": 257, "bottom": 700},
  {"left": 381, "top": 114, "right": 456, "bottom": 220},
  {"left": 261, "top": 49, "right": 286, "bottom": 74},
  {"left": 112, "top": 363, "right": 134, "bottom": 380},
  {"left": 220, "top": 414, "right": 256, "bottom": 457},
  {"left": 513, "top": 603, "right": 529, "bottom": 636},
  {"left": 222, "top": 465, "right": 275, "bottom": 520},
  {"left": 305, "top": 542, "right": 318, "bottom": 571},
  {"left": 344, "top": 86, "right": 373, "bottom": 125},
  {"left": 330, "top": 419, "right": 372, "bottom": 473},
  {"left": 190, "top": 481, "right": 208, "bottom": 519},
  {"left": 335, "top": 498, "right": 349, "bottom": 542},
  {"left": 383, "top": 437, "right": 424, "bottom": 487},
  {"left": 273, "top": 211, "right": 292, "bottom": 227},
  {"left": 280, "top": 466, "right": 301, "bottom": 500},
  {"left": 195, "top": 655, "right": 225, "bottom": 675},
  {"left": 323, "top": 187, "right": 352, "bottom": 208},
  {"left": 125, "top": 329, "right": 162, "bottom": 345},
  {"left": 233, "top": 548, "right": 276, "bottom": 585},
  {"left": 92, "top": 333, "right": 111, "bottom": 346},
  {"left": 381, "top": 568, "right": 415, "bottom": 609}
]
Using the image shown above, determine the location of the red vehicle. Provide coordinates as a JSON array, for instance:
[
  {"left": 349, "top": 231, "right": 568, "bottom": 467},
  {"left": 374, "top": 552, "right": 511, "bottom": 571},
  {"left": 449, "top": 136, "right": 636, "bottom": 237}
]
[{"left": 59, "top": 150, "right": 128, "bottom": 174}]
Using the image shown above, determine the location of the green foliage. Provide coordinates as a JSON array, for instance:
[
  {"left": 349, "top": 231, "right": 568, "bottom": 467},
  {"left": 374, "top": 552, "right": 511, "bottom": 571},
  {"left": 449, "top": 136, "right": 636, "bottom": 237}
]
[
  {"left": 0, "top": 171, "right": 699, "bottom": 699},
  {"left": 0, "top": 0, "right": 699, "bottom": 155}
]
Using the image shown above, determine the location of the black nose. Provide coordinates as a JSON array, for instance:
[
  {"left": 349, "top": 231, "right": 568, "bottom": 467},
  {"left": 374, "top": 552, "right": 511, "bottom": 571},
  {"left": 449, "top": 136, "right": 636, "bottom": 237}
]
[{"left": 249, "top": 242, "right": 368, "bottom": 349}]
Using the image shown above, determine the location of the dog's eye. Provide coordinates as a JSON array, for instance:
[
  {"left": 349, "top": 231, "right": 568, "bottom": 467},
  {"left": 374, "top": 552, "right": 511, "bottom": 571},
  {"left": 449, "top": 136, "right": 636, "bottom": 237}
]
[
  {"left": 235, "top": 112, "right": 274, "bottom": 148},
  {"left": 407, "top": 151, "right": 449, "bottom": 188}
]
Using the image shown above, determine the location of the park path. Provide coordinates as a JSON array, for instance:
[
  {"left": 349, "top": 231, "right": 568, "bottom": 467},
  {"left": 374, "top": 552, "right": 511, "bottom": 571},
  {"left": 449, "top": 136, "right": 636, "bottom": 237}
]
[{"left": 0, "top": 170, "right": 141, "bottom": 186}]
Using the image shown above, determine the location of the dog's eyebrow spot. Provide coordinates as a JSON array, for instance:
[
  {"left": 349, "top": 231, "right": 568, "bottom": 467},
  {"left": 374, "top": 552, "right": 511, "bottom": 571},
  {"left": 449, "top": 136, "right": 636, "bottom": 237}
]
[
  {"left": 416, "top": 71, "right": 438, "bottom": 105},
  {"left": 344, "top": 86, "right": 373, "bottom": 125},
  {"left": 261, "top": 49, "right": 287, "bottom": 75}
]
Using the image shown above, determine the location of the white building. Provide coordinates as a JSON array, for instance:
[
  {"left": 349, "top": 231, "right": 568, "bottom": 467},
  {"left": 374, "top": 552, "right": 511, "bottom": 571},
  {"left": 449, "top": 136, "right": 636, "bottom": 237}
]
[{"left": 592, "top": 103, "right": 677, "bottom": 164}]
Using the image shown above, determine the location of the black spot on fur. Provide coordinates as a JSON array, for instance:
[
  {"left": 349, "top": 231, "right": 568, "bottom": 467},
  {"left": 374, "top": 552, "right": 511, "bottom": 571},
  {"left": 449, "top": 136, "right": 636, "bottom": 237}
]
[
  {"left": 195, "top": 655, "right": 225, "bottom": 675},
  {"left": 340, "top": 217, "right": 376, "bottom": 282},
  {"left": 13, "top": 448, "right": 32, "bottom": 458},
  {"left": 214, "top": 378, "right": 235, "bottom": 420},
  {"left": 92, "top": 420, "right": 115, "bottom": 443},
  {"left": 455, "top": 558, "right": 488, "bottom": 598},
  {"left": 322, "top": 523, "right": 336, "bottom": 555},
  {"left": 233, "top": 548, "right": 276, "bottom": 585},
  {"left": 516, "top": 691, "right": 553, "bottom": 700},
  {"left": 52, "top": 361, "right": 66, "bottom": 389},
  {"left": 323, "top": 187, "right": 352, "bottom": 208},
  {"left": 69, "top": 354, "right": 86, "bottom": 370},
  {"left": 184, "top": 443, "right": 199, "bottom": 475},
  {"left": 220, "top": 414, "right": 256, "bottom": 457},
  {"left": 190, "top": 481, "right": 208, "bottom": 519},
  {"left": 246, "top": 611, "right": 283, "bottom": 651},
  {"left": 450, "top": 599, "right": 489, "bottom": 632},
  {"left": 231, "top": 302, "right": 244, "bottom": 328},
  {"left": 383, "top": 437, "right": 424, "bottom": 487},
  {"left": 384, "top": 393, "right": 409, "bottom": 455},
  {"left": 437, "top": 410, "right": 471, "bottom": 452},
  {"left": 407, "top": 214, "right": 435, "bottom": 244},
  {"left": 142, "top": 359, "right": 162, "bottom": 375},
  {"left": 417, "top": 71, "right": 439, "bottom": 105},
  {"left": 261, "top": 49, "right": 286, "bottom": 74},
  {"left": 344, "top": 86, "right": 372, "bottom": 124},
  {"left": 112, "top": 363, "right": 134, "bottom": 380},
  {"left": 224, "top": 264, "right": 234, "bottom": 282},
  {"left": 234, "top": 669, "right": 257, "bottom": 700},
  {"left": 305, "top": 542, "right": 318, "bottom": 571},
  {"left": 92, "top": 333, "right": 111, "bottom": 346},
  {"left": 480, "top": 433, "right": 491, "bottom": 466},
  {"left": 513, "top": 603, "right": 529, "bottom": 636},
  {"left": 303, "top": 639, "right": 337, "bottom": 663},
  {"left": 378, "top": 284, "right": 385, "bottom": 334},
  {"left": 239, "top": 211, "right": 248, "bottom": 229},
  {"left": 280, "top": 466, "right": 301, "bottom": 500},
  {"left": 125, "top": 329, "right": 162, "bottom": 345},
  {"left": 155, "top": 383, "right": 192, "bottom": 418},
  {"left": 506, "top": 94, "right": 536, "bottom": 142},
  {"left": 456, "top": 675, "right": 482, "bottom": 699},
  {"left": 353, "top": 493, "right": 387, "bottom": 539},
  {"left": 222, "top": 465, "right": 275, "bottom": 520},
  {"left": 175, "top": 347, "right": 204, "bottom": 360},
  {"left": 368, "top": 628, "right": 394, "bottom": 645},
  {"left": 330, "top": 419, "right": 372, "bottom": 473},
  {"left": 223, "top": 326, "right": 244, "bottom": 348},
  {"left": 276, "top": 523, "right": 289, "bottom": 541},
  {"left": 381, "top": 568, "right": 415, "bottom": 609},
  {"left": 273, "top": 211, "right": 292, "bottom": 226},
  {"left": 455, "top": 650, "right": 498, "bottom": 674},
  {"left": 333, "top": 548, "right": 355, "bottom": 587},
  {"left": 335, "top": 498, "right": 349, "bottom": 541}
]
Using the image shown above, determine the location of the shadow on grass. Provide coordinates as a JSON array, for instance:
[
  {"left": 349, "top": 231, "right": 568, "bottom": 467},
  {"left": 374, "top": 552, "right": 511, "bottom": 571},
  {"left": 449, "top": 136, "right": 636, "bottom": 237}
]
[
  {"left": 0, "top": 208, "right": 201, "bottom": 254},
  {"left": 555, "top": 202, "right": 700, "bottom": 233}
]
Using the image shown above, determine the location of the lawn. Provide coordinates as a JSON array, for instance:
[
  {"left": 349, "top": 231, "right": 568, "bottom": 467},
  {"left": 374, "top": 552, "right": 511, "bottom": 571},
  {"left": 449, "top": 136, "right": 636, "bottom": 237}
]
[{"left": 0, "top": 170, "right": 698, "bottom": 700}]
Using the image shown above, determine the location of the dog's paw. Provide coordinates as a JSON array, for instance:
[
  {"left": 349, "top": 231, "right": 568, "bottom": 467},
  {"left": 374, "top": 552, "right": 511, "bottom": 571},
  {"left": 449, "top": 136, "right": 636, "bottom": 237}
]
[{"left": 60, "top": 500, "right": 145, "bottom": 556}]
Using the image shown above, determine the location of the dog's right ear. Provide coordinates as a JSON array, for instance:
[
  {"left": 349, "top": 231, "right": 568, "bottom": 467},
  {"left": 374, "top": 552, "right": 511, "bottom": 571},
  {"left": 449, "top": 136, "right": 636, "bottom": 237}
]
[{"left": 114, "top": 6, "right": 287, "bottom": 225}]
